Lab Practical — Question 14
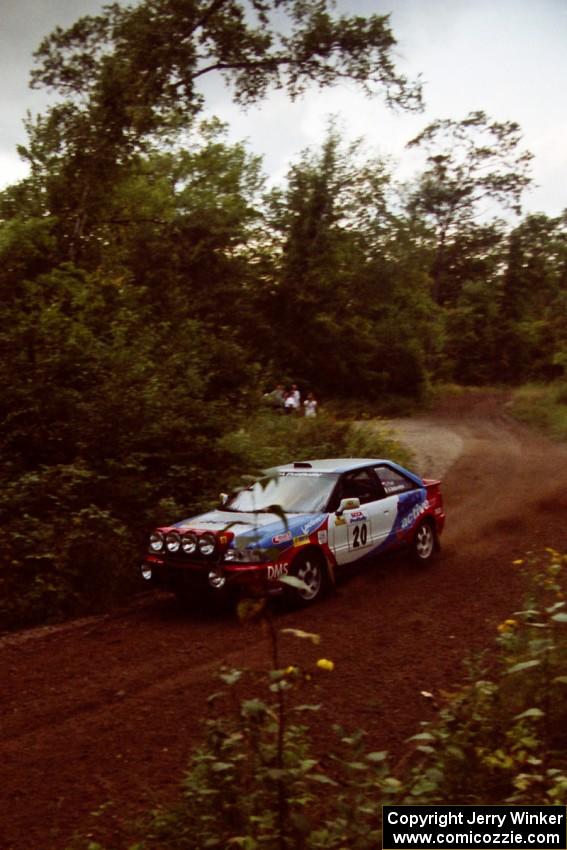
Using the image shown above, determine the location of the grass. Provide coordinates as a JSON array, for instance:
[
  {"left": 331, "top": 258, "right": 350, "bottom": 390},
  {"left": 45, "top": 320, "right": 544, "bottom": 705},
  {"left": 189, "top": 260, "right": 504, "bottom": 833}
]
[{"left": 509, "top": 382, "right": 567, "bottom": 442}]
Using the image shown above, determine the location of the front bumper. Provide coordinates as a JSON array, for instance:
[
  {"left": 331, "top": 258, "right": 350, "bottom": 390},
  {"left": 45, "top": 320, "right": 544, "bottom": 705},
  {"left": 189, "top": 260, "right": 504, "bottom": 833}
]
[{"left": 141, "top": 555, "right": 280, "bottom": 597}]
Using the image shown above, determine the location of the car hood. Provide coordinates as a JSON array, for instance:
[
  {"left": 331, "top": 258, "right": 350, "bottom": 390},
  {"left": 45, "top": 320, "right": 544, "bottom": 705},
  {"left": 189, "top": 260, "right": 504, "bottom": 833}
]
[{"left": 174, "top": 509, "right": 327, "bottom": 551}]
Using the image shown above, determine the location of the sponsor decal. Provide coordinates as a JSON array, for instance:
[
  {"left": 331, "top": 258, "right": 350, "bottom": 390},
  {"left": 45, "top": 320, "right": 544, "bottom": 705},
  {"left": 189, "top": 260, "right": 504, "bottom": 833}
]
[
  {"left": 280, "top": 471, "right": 323, "bottom": 477},
  {"left": 301, "top": 516, "right": 325, "bottom": 535},
  {"left": 318, "top": 530, "right": 328, "bottom": 545},
  {"left": 383, "top": 482, "right": 408, "bottom": 495},
  {"left": 272, "top": 531, "right": 293, "bottom": 545},
  {"left": 335, "top": 515, "right": 346, "bottom": 526},
  {"left": 400, "top": 500, "right": 427, "bottom": 530},
  {"left": 293, "top": 534, "right": 310, "bottom": 547},
  {"left": 347, "top": 510, "right": 368, "bottom": 524},
  {"left": 268, "top": 563, "right": 289, "bottom": 581}
]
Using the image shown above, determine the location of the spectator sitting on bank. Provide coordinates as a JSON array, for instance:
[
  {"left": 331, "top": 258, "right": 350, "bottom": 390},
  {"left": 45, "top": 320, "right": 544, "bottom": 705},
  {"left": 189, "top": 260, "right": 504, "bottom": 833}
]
[
  {"left": 289, "top": 384, "right": 301, "bottom": 410},
  {"left": 284, "top": 391, "right": 297, "bottom": 414},
  {"left": 264, "top": 384, "right": 286, "bottom": 412},
  {"left": 303, "top": 392, "right": 318, "bottom": 417}
]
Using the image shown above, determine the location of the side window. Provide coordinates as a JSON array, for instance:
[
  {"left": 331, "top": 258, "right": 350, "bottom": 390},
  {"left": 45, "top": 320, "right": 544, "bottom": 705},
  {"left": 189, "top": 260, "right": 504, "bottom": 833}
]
[
  {"left": 375, "top": 466, "right": 417, "bottom": 496},
  {"left": 337, "top": 468, "right": 384, "bottom": 506}
]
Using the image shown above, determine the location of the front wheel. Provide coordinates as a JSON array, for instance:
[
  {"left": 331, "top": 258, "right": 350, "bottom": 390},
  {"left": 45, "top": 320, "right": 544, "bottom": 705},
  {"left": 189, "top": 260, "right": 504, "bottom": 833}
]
[
  {"left": 412, "top": 521, "right": 437, "bottom": 564},
  {"left": 290, "top": 550, "right": 326, "bottom": 605}
]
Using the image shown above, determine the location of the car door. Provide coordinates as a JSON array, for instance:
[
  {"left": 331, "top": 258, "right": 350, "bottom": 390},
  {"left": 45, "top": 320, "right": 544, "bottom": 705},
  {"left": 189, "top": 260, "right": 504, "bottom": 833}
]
[
  {"left": 374, "top": 463, "right": 425, "bottom": 545},
  {"left": 328, "top": 467, "right": 398, "bottom": 566}
]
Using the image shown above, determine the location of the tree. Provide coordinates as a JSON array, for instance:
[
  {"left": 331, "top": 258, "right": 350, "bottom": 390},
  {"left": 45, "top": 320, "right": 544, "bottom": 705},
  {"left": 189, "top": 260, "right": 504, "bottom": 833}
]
[
  {"left": 19, "top": 0, "right": 422, "bottom": 262},
  {"left": 497, "top": 212, "right": 567, "bottom": 381},
  {"left": 261, "top": 126, "right": 436, "bottom": 398},
  {"left": 406, "top": 111, "right": 533, "bottom": 304},
  {"left": 31, "top": 0, "right": 423, "bottom": 129},
  {"left": 0, "top": 121, "right": 269, "bottom": 627}
]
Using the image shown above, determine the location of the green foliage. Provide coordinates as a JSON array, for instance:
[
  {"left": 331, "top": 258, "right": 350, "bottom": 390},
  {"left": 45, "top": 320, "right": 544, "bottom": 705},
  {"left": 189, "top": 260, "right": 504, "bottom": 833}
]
[
  {"left": 509, "top": 384, "right": 567, "bottom": 441},
  {"left": 31, "top": 0, "right": 422, "bottom": 136},
  {"left": 262, "top": 126, "right": 436, "bottom": 399},
  {"left": 401, "top": 549, "right": 567, "bottom": 804},
  {"left": 0, "top": 465, "right": 134, "bottom": 626},
  {"left": 0, "top": 261, "right": 251, "bottom": 627},
  {"left": 218, "top": 409, "right": 412, "bottom": 488}
]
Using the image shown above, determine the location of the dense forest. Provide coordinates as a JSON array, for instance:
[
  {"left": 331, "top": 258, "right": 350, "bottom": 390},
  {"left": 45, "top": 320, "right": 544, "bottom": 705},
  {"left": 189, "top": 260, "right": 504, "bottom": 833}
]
[{"left": 1, "top": 0, "right": 565, "bottom": 629}]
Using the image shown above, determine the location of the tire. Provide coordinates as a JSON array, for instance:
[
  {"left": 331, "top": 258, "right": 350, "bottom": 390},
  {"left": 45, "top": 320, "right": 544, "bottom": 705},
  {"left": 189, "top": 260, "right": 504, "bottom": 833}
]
[
  {"left": 412, "top": 521, "right": 437, "bottom": 564},
  {"left": 290, "top": 549, "right": 326, "bottom": 605}
]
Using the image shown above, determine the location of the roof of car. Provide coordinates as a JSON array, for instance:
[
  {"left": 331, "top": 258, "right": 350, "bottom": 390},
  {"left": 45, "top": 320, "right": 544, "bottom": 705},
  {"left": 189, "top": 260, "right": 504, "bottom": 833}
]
[{"left": 277, "top": 458, "right": 394, "bottom": 474}]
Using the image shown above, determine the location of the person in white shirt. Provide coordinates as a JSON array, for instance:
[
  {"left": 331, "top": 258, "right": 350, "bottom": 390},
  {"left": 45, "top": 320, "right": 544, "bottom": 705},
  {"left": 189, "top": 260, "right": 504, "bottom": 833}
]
[{"left": 303, "top": 392, "right": 318, "bottom": 417}]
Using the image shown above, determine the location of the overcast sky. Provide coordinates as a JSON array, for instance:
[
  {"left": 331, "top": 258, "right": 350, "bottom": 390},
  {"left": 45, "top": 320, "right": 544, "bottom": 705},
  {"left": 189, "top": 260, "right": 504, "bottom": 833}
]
[{"left": 1, "top": 0, "right": 566, "bottom": 217}]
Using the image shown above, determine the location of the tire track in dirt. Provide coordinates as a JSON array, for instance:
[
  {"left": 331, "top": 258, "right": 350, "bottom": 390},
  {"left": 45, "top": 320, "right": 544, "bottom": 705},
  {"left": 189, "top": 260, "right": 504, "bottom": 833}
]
[{"left": 1, "top": 391, "right": 566, "bottom": 850}]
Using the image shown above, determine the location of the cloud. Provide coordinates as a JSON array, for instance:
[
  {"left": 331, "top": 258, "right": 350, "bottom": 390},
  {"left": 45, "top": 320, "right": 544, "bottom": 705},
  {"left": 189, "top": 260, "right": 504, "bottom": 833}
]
[{"left": 0, "top": 0, "right": 566, "bottom": 216}]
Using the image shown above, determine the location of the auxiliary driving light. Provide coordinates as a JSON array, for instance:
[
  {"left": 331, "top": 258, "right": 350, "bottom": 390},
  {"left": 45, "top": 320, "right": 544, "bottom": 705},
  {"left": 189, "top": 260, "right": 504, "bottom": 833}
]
[
  {"left": 181, "top": 531, "right": 198, "bottom": 554},
  {"left": 198, "top": 532, "right": 216, "bottom": 557},
  {"left": 166, "top": 531, "right": 181, "bottom": 553},
  {"left": 141, "top": 564, "right": 153, "bottom": 581},
  {"left": 149, "top": 531, "right": 164, "bottom": 553}
]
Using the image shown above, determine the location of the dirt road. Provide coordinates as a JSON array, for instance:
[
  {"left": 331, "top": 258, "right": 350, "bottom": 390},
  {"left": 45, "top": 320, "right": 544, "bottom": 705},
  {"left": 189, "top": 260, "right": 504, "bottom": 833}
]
[{"left": 2, "top": 392, "right": 567, "bottom": 850}]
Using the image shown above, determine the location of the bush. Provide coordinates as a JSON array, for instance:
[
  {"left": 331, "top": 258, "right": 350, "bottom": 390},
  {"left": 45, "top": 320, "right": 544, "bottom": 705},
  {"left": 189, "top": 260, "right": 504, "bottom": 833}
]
[
  {"left": 0, "top": 464, "right": 135, "bottom": 629},
  {"left": 510, "top": 383, "right": 567, "bottom": 441},
  {"left": 401, "top": 549, "right": 567, "bottom": 805},
  {"left": 218, "top": 410, "right": 412, "bottom": 491}
]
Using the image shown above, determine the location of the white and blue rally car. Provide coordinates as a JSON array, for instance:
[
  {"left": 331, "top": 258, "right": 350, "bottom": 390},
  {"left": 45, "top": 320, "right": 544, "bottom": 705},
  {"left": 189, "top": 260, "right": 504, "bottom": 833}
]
[{"left": 142, "top": 458, "right": 446, "bottom": 604}]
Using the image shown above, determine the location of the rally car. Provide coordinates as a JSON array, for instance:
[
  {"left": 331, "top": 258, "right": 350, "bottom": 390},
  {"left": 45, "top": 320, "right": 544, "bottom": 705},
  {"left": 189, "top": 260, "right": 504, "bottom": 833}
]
[{"left": 141, "top": 458, "right": 445, "bottom": 605}]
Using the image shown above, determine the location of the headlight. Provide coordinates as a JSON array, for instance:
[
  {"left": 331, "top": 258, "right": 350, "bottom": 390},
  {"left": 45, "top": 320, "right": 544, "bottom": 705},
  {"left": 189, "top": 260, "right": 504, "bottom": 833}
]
[
  {"left": 198, "top": 532, "right": 217, "bottom": 557},
  {"left": 181, "top": 531, "right": 198, "bottom": 555},
  {"left": 149, "top": 532, "right": 164, "bottom": 553},
  {"left": 166, "top": 531, "right": 181, "bottom": 553},
  {"left": 224, "top": 548, "right": 266, "bottom": 564}
]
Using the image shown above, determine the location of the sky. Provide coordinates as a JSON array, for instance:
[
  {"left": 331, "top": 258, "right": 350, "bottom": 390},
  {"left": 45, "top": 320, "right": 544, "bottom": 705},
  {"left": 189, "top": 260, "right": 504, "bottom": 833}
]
[{"left": 1, "top": 0, "right": 567, "bottom": 217}]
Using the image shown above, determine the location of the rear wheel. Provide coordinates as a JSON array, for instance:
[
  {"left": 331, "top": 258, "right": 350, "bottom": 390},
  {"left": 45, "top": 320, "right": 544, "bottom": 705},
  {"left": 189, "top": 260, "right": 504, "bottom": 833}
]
[
  {"left": 412, "top": 521, "right": 436, "bottom": 564},
  {"left": 290, "top": 550, "right": 326, "bottom": 605}
]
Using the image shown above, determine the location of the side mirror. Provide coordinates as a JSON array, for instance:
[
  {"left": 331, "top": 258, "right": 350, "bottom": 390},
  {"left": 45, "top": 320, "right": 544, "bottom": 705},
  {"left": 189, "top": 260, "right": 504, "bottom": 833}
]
[
  {"left": 336, "top": 497, "right": 360, "bottom": 516},
  {"left": 219, "top": 492, "right": 229, "bottom": 506}
]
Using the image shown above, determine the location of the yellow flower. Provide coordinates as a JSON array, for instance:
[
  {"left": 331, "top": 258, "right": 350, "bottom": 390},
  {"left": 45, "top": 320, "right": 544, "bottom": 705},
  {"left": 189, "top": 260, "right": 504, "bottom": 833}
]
[
  {"left": 497, "top": 618, "right": 518, "bottom": 634},
  {"left": 512, "top": 559, "right": 524, "bottom": 566},
  {"left": 284, "top": 666, "right": 298, "bottom": 676},
  {"left": 316, "top": 658, "right": 335, "bottom": 672}
]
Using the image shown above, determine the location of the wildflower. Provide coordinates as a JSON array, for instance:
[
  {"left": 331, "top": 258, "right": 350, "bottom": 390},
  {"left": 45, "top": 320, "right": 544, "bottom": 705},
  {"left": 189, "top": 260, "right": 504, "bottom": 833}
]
[
  {"left": 284, "top": 666, "right": 298, "bottom": 676},
  {"left": 497, "top": 618, "right": 518, "bottom": 634},
  {"left": 316, "top": 658, "right": 335, "bottom": 672},
  {"left": 512, "top": 559, "right": 524, "bottom": 566}
]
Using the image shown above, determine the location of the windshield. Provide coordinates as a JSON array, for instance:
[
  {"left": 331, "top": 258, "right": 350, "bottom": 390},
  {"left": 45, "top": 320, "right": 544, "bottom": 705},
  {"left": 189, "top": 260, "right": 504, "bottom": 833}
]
[{"left": 226, "top": 471, "right": 339, "bottom": 514}]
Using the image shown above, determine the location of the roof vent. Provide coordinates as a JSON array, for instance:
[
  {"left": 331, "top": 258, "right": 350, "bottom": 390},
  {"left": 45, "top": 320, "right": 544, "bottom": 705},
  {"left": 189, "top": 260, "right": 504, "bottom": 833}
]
[{"left": 293, "top": 462, "right": 312, "bottom": 469}]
